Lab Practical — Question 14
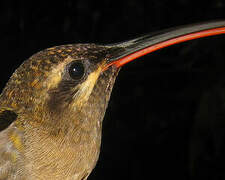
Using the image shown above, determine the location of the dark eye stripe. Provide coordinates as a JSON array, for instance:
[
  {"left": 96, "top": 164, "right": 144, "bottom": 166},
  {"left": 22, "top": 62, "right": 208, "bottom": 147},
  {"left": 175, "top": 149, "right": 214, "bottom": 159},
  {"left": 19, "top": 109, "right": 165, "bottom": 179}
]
[{"left": 47, "top": 80, "right": 79, "bottom": 113}]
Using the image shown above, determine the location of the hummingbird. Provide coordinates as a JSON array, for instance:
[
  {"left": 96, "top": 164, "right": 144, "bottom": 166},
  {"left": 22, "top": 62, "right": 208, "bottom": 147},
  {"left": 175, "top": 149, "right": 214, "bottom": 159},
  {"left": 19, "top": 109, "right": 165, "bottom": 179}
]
[{"left": 0, "top": 20, "right": 225, "bottom": 180}]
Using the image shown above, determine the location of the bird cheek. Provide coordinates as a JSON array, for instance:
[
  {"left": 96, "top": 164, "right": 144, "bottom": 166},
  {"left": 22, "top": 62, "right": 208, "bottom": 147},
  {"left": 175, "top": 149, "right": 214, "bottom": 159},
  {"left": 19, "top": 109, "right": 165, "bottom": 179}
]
[{"left": 70, "top": 67, "right": 102, "bottom": 110}]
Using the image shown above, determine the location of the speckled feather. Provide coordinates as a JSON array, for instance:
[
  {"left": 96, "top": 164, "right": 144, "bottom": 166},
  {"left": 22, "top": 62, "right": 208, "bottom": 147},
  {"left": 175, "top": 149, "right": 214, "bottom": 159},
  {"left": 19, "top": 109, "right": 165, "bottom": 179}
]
[{"left": 0, "top": 43, "right": 121, "bottom": 180}]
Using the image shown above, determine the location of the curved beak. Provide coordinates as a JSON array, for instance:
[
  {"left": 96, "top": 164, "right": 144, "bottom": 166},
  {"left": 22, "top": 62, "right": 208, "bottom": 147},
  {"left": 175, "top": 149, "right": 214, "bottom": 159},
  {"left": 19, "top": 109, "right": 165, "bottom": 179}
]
[{"left": 104, "top": 20, "right": 225, "bottom": 70}]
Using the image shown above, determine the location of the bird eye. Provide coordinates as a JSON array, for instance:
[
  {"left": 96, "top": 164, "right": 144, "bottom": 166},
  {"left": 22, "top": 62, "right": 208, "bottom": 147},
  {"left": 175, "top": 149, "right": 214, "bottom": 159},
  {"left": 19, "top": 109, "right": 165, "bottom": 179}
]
[{"left": 68, "top": 61, "right": 85, "bottom": 80}]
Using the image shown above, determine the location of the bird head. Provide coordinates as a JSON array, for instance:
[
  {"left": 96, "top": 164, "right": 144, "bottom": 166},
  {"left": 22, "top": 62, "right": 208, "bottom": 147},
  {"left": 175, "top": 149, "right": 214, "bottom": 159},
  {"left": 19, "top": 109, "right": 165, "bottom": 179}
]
[
  {"left": 0, "top": 44, "right": 124, "bottom": 134},
  {"left": 0, "top": 20, "right": 224, "bottom": 180},
  {"left": 0, "top": 21, "right": 224, "bottom": 135}
]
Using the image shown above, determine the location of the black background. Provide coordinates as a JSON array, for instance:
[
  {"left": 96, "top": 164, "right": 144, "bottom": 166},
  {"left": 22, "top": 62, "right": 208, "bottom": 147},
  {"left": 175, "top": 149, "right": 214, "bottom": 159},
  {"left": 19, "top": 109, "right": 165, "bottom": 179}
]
[{"left": 1, "top": 0, "right": 225, "bottom": 179}]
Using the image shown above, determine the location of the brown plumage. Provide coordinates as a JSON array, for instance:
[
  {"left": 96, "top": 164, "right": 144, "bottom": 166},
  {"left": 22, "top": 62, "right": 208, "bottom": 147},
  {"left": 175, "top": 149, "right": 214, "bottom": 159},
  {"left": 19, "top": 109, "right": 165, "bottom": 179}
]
[
  {"left": 0, "top": 44, "right": 121, "bottom": 179},
  {"left": 1, "top": 20, "right": 225, "bottom": 180}
]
